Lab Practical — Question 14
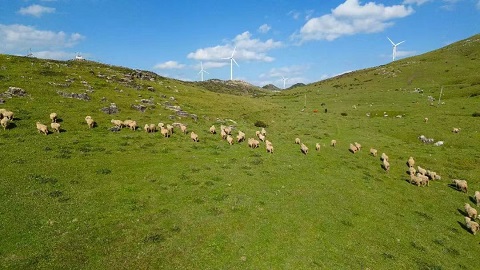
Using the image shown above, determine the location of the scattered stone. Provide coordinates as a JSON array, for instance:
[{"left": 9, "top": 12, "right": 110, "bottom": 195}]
[
  {"left": 57, "top": 90, "right": 90, "bottom": 101},
  {"left": 131, "top": 104, "right": 147, "bottom": 112},
  {"left": 101, "top": 103, "right": 119, "bottom": 114}
]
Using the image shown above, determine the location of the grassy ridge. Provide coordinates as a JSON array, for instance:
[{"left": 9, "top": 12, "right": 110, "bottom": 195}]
[{"left": 1, "top": 34, "right": 480, "bottom": 269}]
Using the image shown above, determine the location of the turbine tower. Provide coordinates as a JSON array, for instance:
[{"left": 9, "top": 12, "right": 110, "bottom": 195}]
[
  {"left": 222, "top": 46, "right": 239, "bottom": 80},
  {"left": 387, "top": 37, "right": 405, "bottom": 61},
  {"left": 198, "top": 61, "right": 209, "bottom": 81},
  {"left": 281, "top": 76, "right": 288, "bottom": 89}
]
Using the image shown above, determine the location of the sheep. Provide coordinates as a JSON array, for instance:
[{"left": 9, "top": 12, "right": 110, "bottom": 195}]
[
  {"left": 330, "top": 140, "right": 337, "bottom": 147},
  {"left": 50, "top": 112, "right": 58, "bottom": 123},
  {"left": 295, "top": 138, "right": 301, "bottom": 144},
  {"left": 453, "top": 179, "right": 468, "bottom": 193},
  {"left": 158, "top": 122, "right": 165, "bottom": 129},
  {"left": 382, "top": 159, "right": 390, "bottom": 172},
  {"left": 50, "top": 122, "right": 61, "bottom": 133},
  {"left": 452, "top": 127, "right": 461, "bottom": 133},
  {"left": 227, "top": 135, "right": 234, "bottom": 145},
  {"left": 248, "top": 138, "right": 259, "bottom": 148},
  {"left": 316, "top": 143, "right": 321, "bottom": 151},
  {"left": 86, "top": 117, "right": 95, "bottom": 129},
  {"left": 300, "top": 143, "right": 308, "bottom": 155},
  {"left": 474, "top": 191, "right": 480, "bottom": 206},
  {"left": 349, "top": 143, "right": 358, "bottom": 154},
  {"left": 465, "top": 217, "right": 480, "bottom": 235},
  {"left": 261, "top": 127, "right": 266, "bottom": 136},
  {"left": 410, "top": 174, "right": 423, "bottom": 186},
  {"left": 149, "top": 124, "right": 156, "bottom": 133},
  {"left": 258, "top": 133, "right": 266, "bottom": 142},
  {"left": 85, "top": 115, "right": 92, "bottom": 122},
  {"left": 424, "top": 117, "right": 428, "bottom": 123},
  {"left": 160, "top": 126, "right": 170, "bottom": 137},
  {"left": 166, "top": 124, "right": 174, "bottom": 135},
  {"left": 2, "top": 110, "right": 14, "bottom": 120},
  {"left": 127, "top": 120, "right": 137, "bottom": 131},
  {"left": 434, "top": 174, "right": 442, "bottom": 180},
  {"left": 209, "top": 125, "right": 216, "bottom": 134},
  {"left": 265, "top": 140, "right": 272, "bottom": 147},
  {"left": 426, "top": 170, "right": 437, "bottom": 180},
  {"left": 180, "top": 124, "right": 187, "bottom": 134},
  {"left": 266, "top": 143, "right": 274, "bottom": 154},
  {"left": 0, "top": 108, "right": 6, "bottom": 117},
  {"left": 416, "top": 173, "right": 429, "bottom": 186},
  {"left": 255, "top": 130, "right": 261, "bottom": 138},
  {"left": 190, "top": 131, "right": 199, "bottom": 142},
  {"left": 407, "top": 157, "right": 415, "bottom": 168},
  {"left": 370, "top": 148, "right": 377, "bottom": 157},
  {"left": 237, "top": 131, "right": 245, "bottom": 143},
  {"left": 417, "top": 166, "right": 427, "bottom": 176},
  {"left": 464, "top": 203, "right": 478, "bottom": 219},
  {"left": 408, "top": 166, "right": 417, "bottom": 176},
  {"left": 381, "top": 153, "right": 389, "bottom": 162},
  {"left": 111, "top": 119, "right": 123, "bottom": 128},
  {"left": 220, "top": 129, "right": 227, "bottom": 140},
  {"left": 144, "top": 124, "right": 150, "bottom": 133},
  {"left": 1, "top": 117, "right": 9, "bottom": 130},
  {"left": 223, "top": 126, "right": 232, "bottom": 135},
  {"left": 354, "top": 142, "right": 361, "bottom": 151},
  {"left": 36, "top": 122, "right": 48, "bottom": 135}
]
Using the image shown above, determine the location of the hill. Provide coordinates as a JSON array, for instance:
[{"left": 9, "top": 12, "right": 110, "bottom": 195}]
[{"left": 0, "top": 34, "right": 479, "bottom": 269}]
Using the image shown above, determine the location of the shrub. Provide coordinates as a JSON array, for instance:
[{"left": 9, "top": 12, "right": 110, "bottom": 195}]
[
  {"left": 341, "top": 112, "right": 348, "bottom": 116},
  {"left": 254, "top": 120, "right": 267, "bottom": 128},
  {"left": 472, "top": 112, "right": 480, "bottom": 117}
]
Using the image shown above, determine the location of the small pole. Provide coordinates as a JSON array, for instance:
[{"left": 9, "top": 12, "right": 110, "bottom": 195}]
[
  {"left": 304, "top": 94, "right": 306, "bottom": 108},
  {"left": 438, "top": 86, "right": 443, "bottom": 105}
]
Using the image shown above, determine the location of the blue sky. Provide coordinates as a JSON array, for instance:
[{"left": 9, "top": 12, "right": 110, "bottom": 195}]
[{"left": 1, "top": 0, "right": 479, "bottom": 88}]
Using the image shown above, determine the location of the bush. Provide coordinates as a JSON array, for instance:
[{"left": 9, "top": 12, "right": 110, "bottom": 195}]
[
  {"left": 472, "top": 112, "right": 480, "bottom": 117},
  {"left": 254, "top": 120, "right": 267, "bottom": 128},
  {"left": 341, "top": 112, "right": 348, "bottom": 116}
]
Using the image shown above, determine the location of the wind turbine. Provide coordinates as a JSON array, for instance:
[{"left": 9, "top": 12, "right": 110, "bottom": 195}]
[
  {"left": 222, "top": 46, "right": 239, "bottom": 80},
  {"left": 281, "top": 76, "right": 288, "bottom": 89},
  {"left": 387, "top": 37, "right": 405, "bottom": 61},
  {"left": 198, "top": 61, "right": 209, "bottom": 81}
]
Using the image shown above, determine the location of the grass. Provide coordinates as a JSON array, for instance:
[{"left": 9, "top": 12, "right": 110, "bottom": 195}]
[{"left": 1, "top": 34, "right": 480, "bottom": 269}]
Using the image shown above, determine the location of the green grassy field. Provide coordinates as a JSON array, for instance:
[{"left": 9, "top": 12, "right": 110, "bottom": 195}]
[{"left": 1, "top": 34, "right": 479, "bottom": 269}]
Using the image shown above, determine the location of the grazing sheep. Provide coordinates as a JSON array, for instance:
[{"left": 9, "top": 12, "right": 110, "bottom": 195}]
[
  {"left": 255, "top": 130, "right": 261, "bottom": 138},
  {"left": 149, "top": 124, "right": 156, "bottom": 133},
  {"left": 158, "top": 122, "right": 165, "bottom": 129},
  {"left": 465, "top": 217, "right": 480, "bottom": 235},
  {"left": 426, "top": 170, "right": 437, "bottom": 180},
  {"left": 434, "top": 174, "right": 442, "bottom": 180},
  {"left": 408, "top": 166, "right": 417, "bottom": 176},
  {"left": 261, "top": 127, "right": 266, "bottom": 136},
  {"left": 248, "top": 138, "right": 259, "bottom": 148},
  {"left": 452, "top": 127, "right": 461, "bottom": 133},
  {"left": 265, "top": 140, "right": 272, "bottom": 147},
  {"left": 85, "top": 115, "right": 92, "bottom": 121},
  {"left": 349, "top": 144, "right": 358, "bottom": 154},
  {"left": 0, "top": 108, "right": 6, "bottom": 117},
  {"left": 36, "top": 122, "right": 48, "bottom": 135},
  {"left": 417, "top": 166, "right": 427, "bottom": 176},
  {"left": 370, "top": 148, "right": 377, "bottom": 157},
  {"left": 144, "top": 124, "right": 150, "bottom": 133},
  {"left": 424, "top": 117, "right": 428, "bottom": 123},
  {"left": 111, "top": 119, "right": 123, "bottom": 128},
  {"left": 160, "top": 126, "right": 170, "bottom": 137},
  {"left": 316, "top": 143, "right": 321, "bottom": 151},
  {"left": 127, "top": 120, "right": 137, "bottom": 131},
  {"left": 258, "top": 133, "right": 266, "bottom": 142},
  {"left": 464, "top": 203, "right": 478, "bottom": 219},
  {"left": 474, "top": 191, "right": 480, "bottom": 206},
  {"left": 2, "top": 110, "right": 14, "bottom": 120},
  {"left": 295, "top": 138, "right": 301, "bottom": 144},
  {"left": 123, "top": 119, "right": 133, "bottom": 127},
  {"left": 227, "top": 135, "right": 234, "bottom": 145},
  {"left": 381, "top": 153, "right": 389, "bottom": 162},
  {"left": 416, "top": 173, "right": 429, "bottom": 186},
  {"left": 223, "top": 126, "right": 232, "bottom": 135},
  {"left": 300, "top": 143, "right": 308, "bottom": 155},
  {"left": 330, "top": 140, "right": 337, "bottom": 147},
  {"left": 86, "top": 117, "right": 95, "bottom": 129},
  {"left": 190, "top": 131, "right": 199, "bottom": 142},
  {"left": 266, "top": 143, "right": 274, "bottom": 154},
  {"left": 410, "top": 174, "right": 423, "bottom": 186},
  {"left": 180, "top": 124, "right": 187, "bottom": 134},
  {"left": 50, "top": 122, "right": 61, "bottom": 133},
  {"left": 209, "top": 125, "right": 216, "bottom": 134},
  {"left": 237, "top": 131, "right": 245, "bottom": 143},
  {"left": 220, "top": 129, "right": 227, "bottom": 140},
  {"left": 382, "top": 159, "right": 390, "bottom": 172},
  {"left": 407, "top": 157, "right": 415, "bottom": 168},
  {"left": 166, "top": 124, "right": 174, "bottom": 135},
  {"left": 453, "top": 179, "right": 468, "bottom": 193},
  {"left": 50, "top": 112, "right": 58, "bottom": 123},
  {"left": 354, "top": 142, "right": 361, "bottom": 151},
  {"left": 1, "top": 117, "right": 9, "bottom": 130}
]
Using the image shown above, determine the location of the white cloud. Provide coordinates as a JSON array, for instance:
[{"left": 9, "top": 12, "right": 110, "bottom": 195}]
[
  {"left": 0, "top": 24, "right": 84, "bottom": 53},
  {"left": 33, "top": 50, "right": 76, "bottom": 60},
  {"left": 18, "top": 4, "right": 55, "bottom": 17},
  {"left": 477, "top": 0, "right": 480, "bottom": 9},
  {"left": 294, "top": 0, "right": 414, "bottom": 42},
  {"left": 259, "top": 65, "right": 309, "bottom": 79},
  {"left": 187, "top": 31, "right": 282, "bottom": 63},
  {"left": 402, "top": 0, "right": 431, "bottom": 5},
  {"left": 258, "top": 24, "right": 271, "bottom": 33},
  {"left": 440, "top": 0, "right": 461, "bottom": 10},
  {"left": 153, "top": 61, "right": 185, "bottom": 70},
  {"left": 288, "top": 10, "right": 301, "bottom": 20}
]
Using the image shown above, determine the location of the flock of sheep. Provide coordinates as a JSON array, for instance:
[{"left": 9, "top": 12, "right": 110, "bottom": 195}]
[{"left": 2, "top": 108, "right": 479, "bottom": 235}]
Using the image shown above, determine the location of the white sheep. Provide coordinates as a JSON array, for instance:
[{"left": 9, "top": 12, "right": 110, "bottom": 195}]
[
  {"left": 180, "top": 124, "right": 187, "bottom": 134},
  {"left": 50, "top": 122, "right": 61, "bottom": 133},
  {"left": 465, "top": 217, "right": 480, "bottom": 235},
  {"left": 453, "top": 179, "right": 468, "bottom": 193},
  {"left": 354, "top": 142, "right": 361, "bottom": 151},
  {"left": 416, "top": 173, "right": 429, "bottom": 186},
  {"left": 349, "top": 144, "right": 358, "bottom": 154},
  {"left": 417, "top": 166, "right": 427, "bottom": 176},
  {"left": 149, "top": 124, "right": 156, "bottom": 133},
  {"left": 160, "top": 126, "right": 170, "bottom": 137},
  {"left": 36, "top": 122, "right": 48, "bottom": 135},
  {"left": 331, "top": 139, "right": 337, "bottom": 147},
  {"left": 301, "top": 143, "right": 308, "bottom": 155},
  {"left": 237, "top": 131, "right": 245, "bottom": 143},
  {"left": 315, "top": 143, "right": 321, "bottom": 151},
  {"left": 474, "top": 191, "right": 480, "bottom": 206},
  {"left": 266, "top": 143, "right": 274, "bottom": 154},
  {"left": 1, "top": 117, "right": 9, "bottom": 130},
  {"left": 370, "top": 148, "right": 377, "bottom": 157},
  {"left": 144, "top": 124, "right": 150, "bottom": 133},
  {"left": 166, "top": 124, "right": 174, "bottom": 135},
  {"left": 220, "top": 129, "right": 227, "bottom": 140},
  {"left": 223, "top": 126, "right": 232, "bottom": 135},
  {"left": 248, "top": 138, "right": 259, "bottom": 148},
  {"left": 381, "top": 153, "right": 389, "bottom": 162},
  {"left": 258, "top": 133, "right": 266, "bottom": 142},
  {"left": 382, "top": 159, "right": 390, "bottom": 172},
  {"left": 424, "top": 117, "right": 428, "bottom": 123},
  {"left": 128, "top": 120, "right": 137, "bottom": 131},
  {"left": 209, "top": 125, "right": 216, "bottom": 134},
  {"left": 295, "top": 137, "right": 301, "bottom": 144},
  {"left": 407, "top": 157, "right": 415, "bottom": 168},
  {"left": 50, "top": 112, "right": 58, "bottom": 123},
  {"left": 408, "top": 166, "right": 416, "bottom": 176},
  {"left": 261, "top": 127, "right": 266, "bottom": 136},
  {"left": 111, "top": 119, "right": 123, "bottom": 128},
  {"left": 2, "top": 110, "right": 14, "bottom": 120},
  {"left": 158, "top": 122, "right": 165, "bottom": 129},
  {"left": 190, "top": 131, "right": 199, "bottom": 142},
  {"left": 410, "top": 174, "right": 423, "bottom": 186},
  {"left": 86, "top": 117, "right": 95, "bottom": 129},
  {"left": 85, "top": 115, "right": 92, "bottom": 122},
  {"left": 227, "top": 135, "right": 234, "bottom": 145},
  {"left": 464, "top": 203, "right": 478, "bottom": 219},
  {"left": 452, "top": 127, "right": 461, "bottom": 133}
]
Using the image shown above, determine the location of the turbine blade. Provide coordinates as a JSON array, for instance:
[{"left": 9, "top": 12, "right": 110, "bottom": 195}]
[
  {"left": 232, "top": 58, "right": 239, "bottom": 67},
  {"left": 396, "top": 40, "right": 405, "bottom": 46},
  {"left": 387, "top": 37, "right": 395, "bottom": 46},
  {"left": 231, "top": 46, "right": 236, "bottom": 57}
]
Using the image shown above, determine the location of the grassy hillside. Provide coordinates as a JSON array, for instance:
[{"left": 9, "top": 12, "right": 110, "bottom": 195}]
[{"left": 1, "top": 34, "right": 479, "bottom": 269}]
